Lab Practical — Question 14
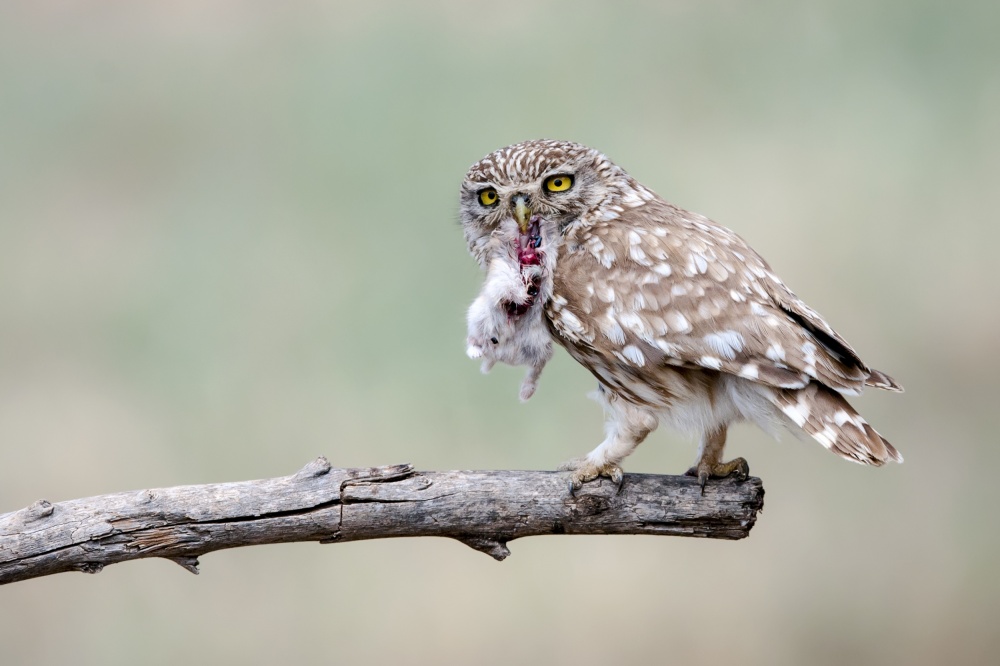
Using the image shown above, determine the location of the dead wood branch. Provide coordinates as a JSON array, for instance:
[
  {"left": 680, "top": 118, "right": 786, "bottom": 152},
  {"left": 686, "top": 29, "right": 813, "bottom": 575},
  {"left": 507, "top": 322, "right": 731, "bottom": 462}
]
[{"left": 0, "top": 458, "right": 764, "bottom": 585}]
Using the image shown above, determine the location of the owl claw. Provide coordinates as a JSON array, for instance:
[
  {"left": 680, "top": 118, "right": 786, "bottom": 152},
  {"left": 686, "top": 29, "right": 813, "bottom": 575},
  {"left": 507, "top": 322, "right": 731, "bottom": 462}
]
[
  {"left": 684, "top": 457, "right": 750, "bottom": 495},
  {"left": 559, "top": 458, "right": 625, "bottom": 494}
]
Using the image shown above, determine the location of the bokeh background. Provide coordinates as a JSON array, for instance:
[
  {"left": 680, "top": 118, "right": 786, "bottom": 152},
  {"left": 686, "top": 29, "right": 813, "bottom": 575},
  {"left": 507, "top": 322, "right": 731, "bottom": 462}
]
[{"left": 1, "top": 1, "right": 997, "bottom": 664}]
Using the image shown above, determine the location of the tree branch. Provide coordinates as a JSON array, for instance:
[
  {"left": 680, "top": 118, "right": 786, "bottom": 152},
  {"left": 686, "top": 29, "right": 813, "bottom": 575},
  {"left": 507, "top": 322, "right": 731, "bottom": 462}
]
[{"left": 0, "top": 458, "right": 764, "bottom": 585}]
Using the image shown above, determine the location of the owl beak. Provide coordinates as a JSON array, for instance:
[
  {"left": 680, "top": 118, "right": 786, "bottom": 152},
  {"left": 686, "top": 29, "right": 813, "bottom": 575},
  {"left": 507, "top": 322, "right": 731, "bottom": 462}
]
[{"left": 513, "top": 195, "right": 531, "bottom": 233}]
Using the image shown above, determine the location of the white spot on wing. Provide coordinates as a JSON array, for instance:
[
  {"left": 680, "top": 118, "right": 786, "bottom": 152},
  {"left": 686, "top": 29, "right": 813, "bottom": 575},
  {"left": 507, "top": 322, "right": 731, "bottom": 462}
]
[
  {"left": 688, "top": 252, "right": 709, "bottom": 275},
  {"left": 708, "top": 261, "right": 729, "bottom": 282},
  {"left": 640, "top": 273, "right": 660, "bottom": 286},
  {"left": 622, "top": 345, "right": 646, "bottom": 366},
  {"left": 649, "top": 316, "right": 668, "bottom": 336},
  {"left": 618, "top": 311, "right": 647, "bottom": 337},
  {"left": 699, "top": 355, "right": 722, "bottom": 370},
  {"left": 703, "top": 331, "right": 745, "bottom": 360},
  {"left": 629, "top": 244, "right": 651, "bottom": 266},
  {"left": 666, "top": 311, "right": 692, "bottom": 334},
  {"left": 560, "top": 310, "right": 584, "bottom": 333},
  {"left": 602, "top": 314, "right": 626, "bottom": 345},
  {"left": 655, "top": 339, "right": 680, "bottom": 355},
  {"left": 596, "top": 284, "right": 615, "bottom": 303},
  {"left": 802, "top": 341, "right": 818, "bottom": 376}
]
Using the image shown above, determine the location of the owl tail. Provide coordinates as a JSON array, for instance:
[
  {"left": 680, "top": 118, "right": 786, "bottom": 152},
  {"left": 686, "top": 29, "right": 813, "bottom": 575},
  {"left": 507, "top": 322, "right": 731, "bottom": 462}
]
[{"left": 769, "top": 383, "right": 903, "bottom": 465}]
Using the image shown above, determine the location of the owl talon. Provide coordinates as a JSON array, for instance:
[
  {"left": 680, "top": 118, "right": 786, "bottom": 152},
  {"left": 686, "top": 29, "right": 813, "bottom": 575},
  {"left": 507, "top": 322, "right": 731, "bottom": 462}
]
[
  {"left": 609, "top": 466, "right": 624, "bottom": 486},
  {"left": 560, "top": 458, "right": 624, "bottom": 494},
  {"left": 730, "top": 457, "right": 750, "bottom": 481},
  {"left": 685, "top": 457, "right": 750, "bottom": 495},
  {"left": 696, "top": 469, "right": 710, "bottom": 494}
]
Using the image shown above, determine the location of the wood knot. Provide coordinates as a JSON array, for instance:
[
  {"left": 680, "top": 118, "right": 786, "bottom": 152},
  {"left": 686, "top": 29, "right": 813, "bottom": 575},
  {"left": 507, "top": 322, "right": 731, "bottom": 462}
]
[
  {"left": 566, "top": 494, "right": 612, "bottom": 517},
  {"left": 294, "top": 457, "right": 333, "bottom": 479},
  {"left": 19, "top": 499, "right": 54, "bottom": 523},
  {"left": 456, "top": 536, "right": 511, "bottom": 561}
]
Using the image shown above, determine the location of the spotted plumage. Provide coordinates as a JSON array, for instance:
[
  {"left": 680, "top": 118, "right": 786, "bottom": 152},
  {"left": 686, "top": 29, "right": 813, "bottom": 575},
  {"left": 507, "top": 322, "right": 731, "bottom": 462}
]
[{"left": 460, "top": 140, "right": 902, "bottom": 490}]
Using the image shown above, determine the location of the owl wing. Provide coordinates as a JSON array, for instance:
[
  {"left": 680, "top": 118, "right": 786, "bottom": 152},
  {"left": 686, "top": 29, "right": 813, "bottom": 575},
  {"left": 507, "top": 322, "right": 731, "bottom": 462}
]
[{"left": 547, "top": 200, "right": 901, "bottom": 396}]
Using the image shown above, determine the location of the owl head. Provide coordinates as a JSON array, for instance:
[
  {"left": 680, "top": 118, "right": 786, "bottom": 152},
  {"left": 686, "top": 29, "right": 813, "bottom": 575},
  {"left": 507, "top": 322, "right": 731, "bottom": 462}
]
[{"left": 459, "top": 140, "right": 635, "bottom": 267}]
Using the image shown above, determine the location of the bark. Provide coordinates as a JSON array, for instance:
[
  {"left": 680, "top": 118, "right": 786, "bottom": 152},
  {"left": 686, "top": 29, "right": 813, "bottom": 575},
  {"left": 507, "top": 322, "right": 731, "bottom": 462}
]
[{"left": 0, "top": 458, "right": 764, "bottom": 585}]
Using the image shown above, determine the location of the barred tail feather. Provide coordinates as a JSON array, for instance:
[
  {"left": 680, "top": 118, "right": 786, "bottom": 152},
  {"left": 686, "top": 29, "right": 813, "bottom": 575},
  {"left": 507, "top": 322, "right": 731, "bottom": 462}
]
[
  {"left": 866, "top": 368, "right": 904, "bottom": 392},
  {"left": 770, "top": 383, "right": 903, "bottom": 465}
]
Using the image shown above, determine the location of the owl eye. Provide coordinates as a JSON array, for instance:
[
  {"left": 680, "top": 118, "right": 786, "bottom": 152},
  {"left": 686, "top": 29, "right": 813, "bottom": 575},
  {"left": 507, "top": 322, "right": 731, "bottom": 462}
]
[
  {"left": 478, "top": 188, "right": 499, "bottom": 207},
  {"left": 544, "top": 174, "right": 574, "bottom": 193}
]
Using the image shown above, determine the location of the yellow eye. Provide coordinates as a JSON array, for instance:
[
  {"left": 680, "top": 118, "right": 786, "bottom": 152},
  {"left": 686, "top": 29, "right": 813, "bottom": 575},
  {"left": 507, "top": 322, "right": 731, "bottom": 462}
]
[
  {"left": 544, "top": 174, "right": 574, "bottom": 193},
  {"left": 478, "top": 188, "right": 499, "bottom": 206}
]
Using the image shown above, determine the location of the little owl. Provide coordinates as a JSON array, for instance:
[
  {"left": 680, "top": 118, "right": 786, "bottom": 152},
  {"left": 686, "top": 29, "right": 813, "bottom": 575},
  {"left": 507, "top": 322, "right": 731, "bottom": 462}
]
[{"left": 459, "top": 139, "right": 902, "bottom": 491}]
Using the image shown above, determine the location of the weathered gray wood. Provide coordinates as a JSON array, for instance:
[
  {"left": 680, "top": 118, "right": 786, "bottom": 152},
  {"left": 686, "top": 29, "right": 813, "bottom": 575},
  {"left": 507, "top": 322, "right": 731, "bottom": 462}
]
[{"left": 0, "top": 458, "right": 764, "bottom": 585}]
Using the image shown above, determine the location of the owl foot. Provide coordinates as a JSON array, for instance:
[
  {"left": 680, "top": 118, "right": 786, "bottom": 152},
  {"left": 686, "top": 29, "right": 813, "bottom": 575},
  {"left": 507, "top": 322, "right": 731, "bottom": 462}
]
[
  {"left": 684, "top": 457, "right": 749, "bottom": 495},
  {"left": 559, "top": 457, "right": 624, "bottom": 493}
]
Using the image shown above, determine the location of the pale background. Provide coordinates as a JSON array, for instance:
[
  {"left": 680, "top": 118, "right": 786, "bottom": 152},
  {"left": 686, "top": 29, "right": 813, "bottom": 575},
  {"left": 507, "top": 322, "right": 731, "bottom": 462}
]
[{"left": 1, "top": 2, "right": 997, "bottom": 664}]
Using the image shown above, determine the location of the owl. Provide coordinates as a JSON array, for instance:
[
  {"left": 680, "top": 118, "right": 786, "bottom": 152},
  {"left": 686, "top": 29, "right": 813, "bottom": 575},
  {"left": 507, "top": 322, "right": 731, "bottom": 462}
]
[{"left": 459, "top": 140, "right": 902, "bottom": 491}]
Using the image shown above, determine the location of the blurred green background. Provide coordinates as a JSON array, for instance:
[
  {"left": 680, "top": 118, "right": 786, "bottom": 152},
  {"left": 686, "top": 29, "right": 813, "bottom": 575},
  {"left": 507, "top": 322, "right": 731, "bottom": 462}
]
[{"left": 1, "top": 1, "right": 997, "bottom": 664}]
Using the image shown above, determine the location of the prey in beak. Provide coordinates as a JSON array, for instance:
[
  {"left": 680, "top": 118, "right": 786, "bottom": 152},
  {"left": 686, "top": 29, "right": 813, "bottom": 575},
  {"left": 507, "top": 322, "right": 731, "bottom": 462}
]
[
  {"left": 509, "top": 197, "right": 545, "bottom": 317},
  {"left": 510, "top": 193, "right": 543, "bottom": 270}
]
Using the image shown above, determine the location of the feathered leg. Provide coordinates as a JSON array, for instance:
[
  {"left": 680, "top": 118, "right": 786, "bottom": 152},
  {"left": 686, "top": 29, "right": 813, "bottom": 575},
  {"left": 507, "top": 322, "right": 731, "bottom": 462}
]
[{"left": 560, "top": 389, "right": 658, "bottom": 491}]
